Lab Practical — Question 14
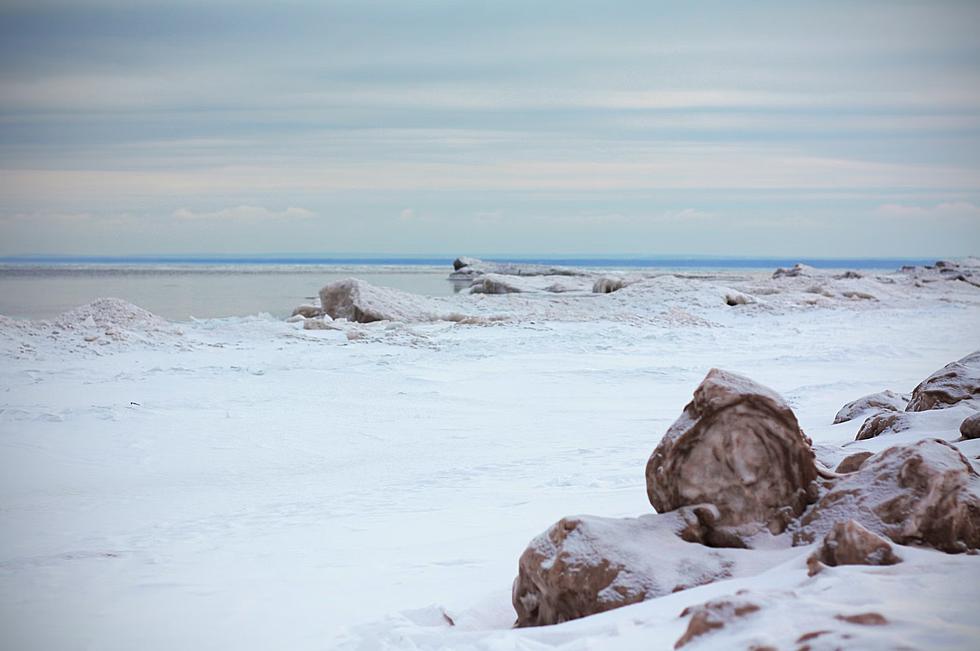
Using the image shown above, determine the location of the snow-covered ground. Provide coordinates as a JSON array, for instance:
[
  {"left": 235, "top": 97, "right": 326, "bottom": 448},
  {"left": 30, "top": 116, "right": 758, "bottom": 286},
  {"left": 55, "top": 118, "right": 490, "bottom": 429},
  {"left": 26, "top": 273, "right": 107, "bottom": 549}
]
[{"left": 1, "top": 262, "right": 979, "bottom": 650}]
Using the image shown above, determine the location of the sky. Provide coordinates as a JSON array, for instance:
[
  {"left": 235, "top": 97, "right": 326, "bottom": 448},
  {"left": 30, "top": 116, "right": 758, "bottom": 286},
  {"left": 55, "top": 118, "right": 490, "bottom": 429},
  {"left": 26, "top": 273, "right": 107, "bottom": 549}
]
[{"left": 1, "top": 0, "right": 979, "bottom": 258}]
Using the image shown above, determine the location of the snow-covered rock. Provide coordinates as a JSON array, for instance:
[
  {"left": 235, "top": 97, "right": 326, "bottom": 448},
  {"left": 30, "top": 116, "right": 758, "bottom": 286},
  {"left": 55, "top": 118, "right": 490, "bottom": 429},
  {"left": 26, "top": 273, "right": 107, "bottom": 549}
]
[
  {"left": 906, "top": 350, "right": 980, "bottom": 412},
  {"left": 449, "top": 257, "right": 587, "bottom": 279},
  {"left": 833, "top": 390, "right": 908, "bottom": 424},
  {"left": 674, "top": 596, "right": 762, "bottom": 648},
  {"left": 318, "top": 278, "right": 469, "bottom": 323},
  {"left": 805, "top": 520, "right": 901, "bottom": 576},
  {"left": 961, "top": 412, "right": 980, "bottom": 440},
  {"left": 646, "top": 369, "right": 818, "bottom": 540},
  {"left": 835, "top": 451, "right": 874, "bottom": 473},
  {"left": 723, "top": 290, "right": 755, "bottom": 306},
  {"left": 468, "top": 274, "right": 525, "bottom": 294},
  {"left": 592, "top": 276, "right": 627, "bottom": 294},
  {"left": 795, "top": 439, "right": 980, "bottom": 552},
  {"left": 511, "top": 511, "right": 793, "bottom": 628},
  {"left": 854, "top": 402, "right": 974, "bottom": 441}
]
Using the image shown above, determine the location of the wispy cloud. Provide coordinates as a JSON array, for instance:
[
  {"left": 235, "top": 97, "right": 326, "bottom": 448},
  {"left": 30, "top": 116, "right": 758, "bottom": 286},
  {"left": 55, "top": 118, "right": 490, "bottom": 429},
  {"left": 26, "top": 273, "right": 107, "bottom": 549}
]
[
  {"left": 172, "top": 206, "right": 314, "bottom": 221},
  {"left": 875, "top": 202, "right": 980, "bottom": 220}
]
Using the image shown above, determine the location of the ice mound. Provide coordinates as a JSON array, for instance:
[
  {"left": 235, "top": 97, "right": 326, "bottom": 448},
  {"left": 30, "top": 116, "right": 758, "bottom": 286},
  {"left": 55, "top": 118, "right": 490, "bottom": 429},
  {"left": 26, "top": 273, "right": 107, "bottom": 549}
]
[
  {"left": 466, "top": 273, "right": 594, "bottom": 294},
  {"left": 52, "top": 298, "right": 171, "bottom": 335},
  {"left": 646, "top": 369, "right": 818, "bottom": 539},
  {"left": 450, "top": 256, "right": 587, "bottom": 279},
  {"left": 0, "top": 298, "right": 182, "bottom": 356}
]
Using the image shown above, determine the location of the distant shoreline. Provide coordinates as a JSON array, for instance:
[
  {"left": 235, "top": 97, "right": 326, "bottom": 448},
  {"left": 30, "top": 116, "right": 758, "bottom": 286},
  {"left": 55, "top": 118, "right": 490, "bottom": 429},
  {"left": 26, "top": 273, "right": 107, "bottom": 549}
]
[{"left": 0, "top": 255, "right": 941, "bottom": 270}]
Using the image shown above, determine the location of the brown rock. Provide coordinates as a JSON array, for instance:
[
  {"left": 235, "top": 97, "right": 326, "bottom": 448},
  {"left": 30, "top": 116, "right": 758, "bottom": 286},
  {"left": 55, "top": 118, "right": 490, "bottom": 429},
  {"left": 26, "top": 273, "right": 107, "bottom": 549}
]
[
  {"left": 835, "top": 451, "right": 873, "bottom": 474},
  {"left": 646, "top": 369, "right": 818, "bottom": 539},
  {"left": 961, "top": 412, "right": 980, "bottom": 440},
  {"left": 833, "top": 390, "right": 908, "bottom": 424},
  {"left": 806, "top": 520, "right": 901, "bottom": 576},
  {"left": 675, "top": 598, "right": 761, "bottom": 648},
  {"left": 512, "top": 512, "right": 737, "bottom": 627},
  {"left": 854, "top": 412, "right": 911, "bottom": 440},
  {"left": 906, "top": 351, "right": 980, "bottom": 412},
  {"left": 835, "top": 612, "right": 888, "bottom": 626},
  {"left": 796, "top": 439, "right": 980, "bottom": 552}
]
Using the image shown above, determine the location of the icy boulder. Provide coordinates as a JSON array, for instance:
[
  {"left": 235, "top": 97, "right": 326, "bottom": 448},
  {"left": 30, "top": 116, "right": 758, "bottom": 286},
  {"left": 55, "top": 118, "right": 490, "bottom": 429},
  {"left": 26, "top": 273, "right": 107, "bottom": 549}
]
[
  {"left": 319, "top": 278, "right": 446, "bottom": 323},
  {"left": 834, "top": 390, "right": 908, "bottom": 424},
  {"left": 805, "top": 520, "right": 901, "bottom": 576},
  {"left": 468, "top": 274, "right": 525, "bottom": 294},
  {"left": 796, "top": 439, "right": 980, "bottom": 552},
  {"left": 905, "top": 351, "right": 980, "bottom": 412},
  {"left": 512, "top": 512, "right": 746, "bottom": 627},
  {"left": 449, "top": 256, "right": 586, "bottom": 279},
  {"left": 592, "top": 276, "right": 627, "bottom": 294},
  {"left": 646, "top": 369, "right": 818, "bottom": 539}
]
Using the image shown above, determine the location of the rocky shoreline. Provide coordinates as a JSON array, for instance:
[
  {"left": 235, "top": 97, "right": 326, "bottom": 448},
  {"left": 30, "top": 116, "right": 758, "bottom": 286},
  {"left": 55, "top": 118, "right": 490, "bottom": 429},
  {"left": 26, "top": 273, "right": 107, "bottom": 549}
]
[{"left": 511, "top": 352, "right": 979, "bottom": 646}]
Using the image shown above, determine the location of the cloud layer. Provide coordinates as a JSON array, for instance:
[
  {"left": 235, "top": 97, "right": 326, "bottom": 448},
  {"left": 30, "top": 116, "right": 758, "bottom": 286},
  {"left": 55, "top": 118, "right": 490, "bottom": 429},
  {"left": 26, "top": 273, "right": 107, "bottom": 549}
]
[{"left": 0, "top": 0, "right": 978, "bottom": 256}]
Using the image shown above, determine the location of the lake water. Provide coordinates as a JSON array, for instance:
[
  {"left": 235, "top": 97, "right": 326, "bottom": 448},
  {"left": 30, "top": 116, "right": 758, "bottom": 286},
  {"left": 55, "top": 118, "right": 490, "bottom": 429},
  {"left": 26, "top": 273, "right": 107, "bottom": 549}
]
[
  {"left": 0, "top": 265, "right": 457, "bottom": 321},
  {"left": 0, "top": 257, "right": 933, "bottom": 321}
]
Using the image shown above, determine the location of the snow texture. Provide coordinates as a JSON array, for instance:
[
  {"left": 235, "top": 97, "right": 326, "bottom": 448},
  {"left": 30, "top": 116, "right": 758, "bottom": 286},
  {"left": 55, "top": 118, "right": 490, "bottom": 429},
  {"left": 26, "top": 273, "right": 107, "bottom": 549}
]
[{"left": 2, "top": 258, "right": 980, "bottom": 650}]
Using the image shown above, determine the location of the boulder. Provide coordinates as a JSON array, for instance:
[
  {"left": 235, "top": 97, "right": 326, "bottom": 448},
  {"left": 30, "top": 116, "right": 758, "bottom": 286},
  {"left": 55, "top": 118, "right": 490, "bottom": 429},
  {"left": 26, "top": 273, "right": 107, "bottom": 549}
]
[
  {"left": 512, "top": 512, "right": 741, "bottom": 627},
  {"left": 646, "top": 369, "right": 818, "bottom": 538},
  {"left": 833, "top": 390, "right": 908, "bottom": 424},
  {"left": 854, "top": 405, "right": 973, "bottom": 442},
  {"left": 854, "top": 412, "right": 911, "bottom": 440},
  {"left": 961, "top": 412, "right": 980, "bottom": 440},
  {"left": 469, "top": 274, "right": 524, "bottom": 294},
  {"left": 805, "top": 520, "right": 901, "bottom": 576},
  {"left": 835, "top": 451, "right": 874, "bottom": 474},
  {"left": 318, "top": 278, "right": 446, "bottom": 323},
  {"left": 795, "top": 439, "right": 980, "bottom": 552},
  {"left": 452, "top": 256, "right": 479, "bottom": 271},
  {"left": 906, "top": 351, "right": 980, "bottom": 412},
  {"left": 724, "top": 291, "right": 755, "bottom": 306},
  {"left": 593, "top": 277, "right": 626, "bottom": 294}
]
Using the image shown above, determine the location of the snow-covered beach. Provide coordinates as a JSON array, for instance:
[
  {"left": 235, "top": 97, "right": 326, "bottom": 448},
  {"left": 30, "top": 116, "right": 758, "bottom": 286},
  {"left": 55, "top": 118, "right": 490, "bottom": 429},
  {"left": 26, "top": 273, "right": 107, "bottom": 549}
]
[{"left": 2, "top": 259, "right": 979, "bottom": 650}]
